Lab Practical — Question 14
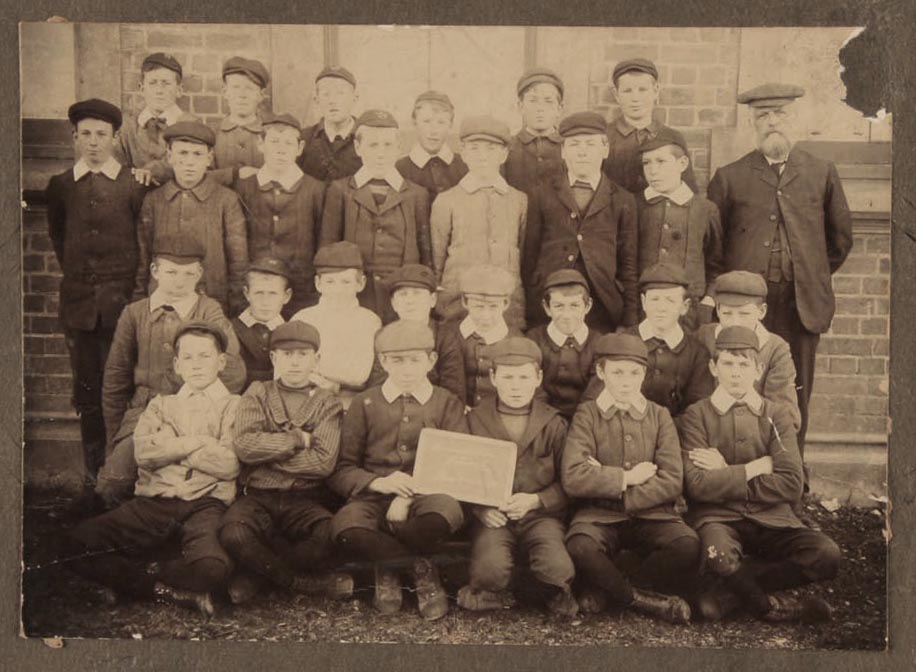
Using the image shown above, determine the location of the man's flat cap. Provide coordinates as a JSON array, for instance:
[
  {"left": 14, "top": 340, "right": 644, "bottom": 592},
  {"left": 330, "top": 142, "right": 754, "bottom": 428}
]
[
  {"left": 714, "top": 271, "right": 768, "bottom": 306},
  {"left": 316, "top": 66, "right": 357, "bottom": 88},
  {"left": 356, "top": 109, "right": 399, "bottom": 130},
  {"left": 162, "top": 121, "right": 216, "bottom": 147},
  {"left": 613, "top": 58, "right": 659, "bottom": 85},
  {"left": 639, "top": 262, "right": 689, "bottom": 290},
  {"left": 595, "top": 333, "right": 649, "bottom": 365},
  {"left": 142, "top": 52, "right": 183, "bottom": 78},
  {"left": 153, "top": 233, "right": 206, "bottom": 264},
  {"left": 414, "top": 90, "right": 454, "bottom": 112},
  {"left": 737, "top": 83, "right": 805, "bottom": 108},
  {"left": 263, "top": 112, "right": 302, "bottom": 134},
  {"left": 68, "top": 99, "right": 123, "bottom": 131},
  {"left": 638, "top": 126, "right": 689, "bottom": 155},
  {"left": 715, "top": 325, "right": 759, "bottom": 351},
  {"left": 249, "top": 256, "right": 292, "bottom": 280},
  {"left": 375, "top": 320, "right": 436, "bottom": 354},
  {"left": 517, "top": 67, "right": 565, "bottom": 98},
  {"left": 222, "top": 57, "right": 270, "bottom": 88},
  {"left": 459, "top": 265, "right": 516, "bottom": 297},
  {"left": 313, "top": 241, "right": 364, "bottom": 272},
  {"left": 388, "top": 264, "right": 437, "bottom": 293},
  {"left": 173, "top": 320, "right": 228, "bottom": 352},
  {"left": 271, "top": 320, "right": 320, "bottom": 351},
  {"left": 543, "top": 268, "right": 590, "bottom": 292},
  {"left": 558, "top": 111, "right": 607, "bottom": 138},
  {"left": 489, "top": 336, "right": 543, "bottom": 367},
  {"left": 459, "top": 115, "right": 510, "bottom": 145}
]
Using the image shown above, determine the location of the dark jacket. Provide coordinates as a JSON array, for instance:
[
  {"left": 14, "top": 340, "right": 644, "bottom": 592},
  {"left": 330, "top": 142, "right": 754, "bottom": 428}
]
[
  {"left": 603, "top": 115, "right": 699, "bottom": 195},
  {"left": 503, "top": 129, "right": 565, "bottom": 198},
  {"left": 395, "top": 152, "right": 468, "bottom": 206},
  {"left": 231, "top": 318, "right": 273, "bottom": 387},
  {"left": 297, "top": 119, "right": 362, "bottom": 183},
  {"left": 526, "top": 324, "right": 602, "bottom": 418}
]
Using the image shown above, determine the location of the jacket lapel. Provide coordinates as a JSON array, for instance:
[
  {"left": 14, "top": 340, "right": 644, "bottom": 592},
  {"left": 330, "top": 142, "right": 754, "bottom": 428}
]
[
  {"left": 750, "top": 151, "right": 779, "bottom": 189},
  {"left": 778, "top": 151, "right": 802, "bottom": 188},
  {"left": 264, "top": 383, "right": 292, "bottom": 428},
  {"left": 583, "top": 177, "right": 612, "bottom": 219},
  {"left": 517, "top": 400, "right": 557, "bottom": 452},
  {"left": 377, "top": 182, "right": 406, "bottom": 215},
  {"left": 554, "top": 177, "right": 582, "bottom": 221},
  {"left": 473, "top": 399, "right": 513, "bottom": 442},
  {"left": 352, "top": 182, "right": 381, "bottom": 215}
]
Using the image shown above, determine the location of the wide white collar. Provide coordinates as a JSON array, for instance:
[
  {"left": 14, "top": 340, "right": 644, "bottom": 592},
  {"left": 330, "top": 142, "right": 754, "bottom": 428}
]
[
  {"left": 567, "top": 171, "right": 602, "bottom": 191},
  {"left": 324, "top": 116, "right": 355, "bottom": 142},
  {"left": 459, "top": 316, "right": 509, "bottom": 345},
  {"left": 137, "top": 103, "right": 184, "bottom": 129},
  {"left": 710, "top": 386, "right": 764, "bottom": 415},
  {"left": 257, "top": 164, "right": 305, "bottom": 191},
  {"left": 460, "top": 172, "right": 509, "bottom": 195},
  {"left": 381, "top": 377, "right": 434, "bottom": 405},
  {"left": 148, "top": 289, "right": 198, "bottom": 320},
  {"left": 176, "top": 378, "right": 231, "bottom": 403},
  {"left": 595, "top": 389, "right": 648, "bottom": 415},
  {"left": 408, "top": 143, "right": 455, "bottom": 168},
  {"left": 644, "top": 182, "right": 694, "bottom": 206},
  {"left": 353, "top": 165, "right": 404, "bottom": 190},
  {"left": 73, "top": 156, "right": 122, "bottom": 181},
  {"left": 238, "top": 308, "right": 284, "bottom": 331},
  {"left": 638, "top": 319, "right": 684, "bottom": 349},
  {"left": 547, "top": 321, "right": 589, "bottom": 348}
]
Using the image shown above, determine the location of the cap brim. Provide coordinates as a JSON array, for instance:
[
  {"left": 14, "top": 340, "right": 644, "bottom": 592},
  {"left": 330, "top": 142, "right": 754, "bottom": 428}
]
[
  {"left": 460, "top": 133, "right": 507, "bottom": 144},
  {"left": 597, "top": 354, "right": 648, "bottom": 366},
  {"left": 390, "top": 281, "right": 436, "bottom": 293},
  {"left": 744, "top": 97, "right": 798, "bottom": 108},
  {"left": 154, "top": 253, "right": 203, "bottom": 265},
  {"left": 271, "top": 341, "right": 318, "bottom": 351},
  {"left": 492, "top": 356, "right": 541, "bottom": 367},
  {"left": 715, "top": 292, "right": 764, "bottom": 306}
]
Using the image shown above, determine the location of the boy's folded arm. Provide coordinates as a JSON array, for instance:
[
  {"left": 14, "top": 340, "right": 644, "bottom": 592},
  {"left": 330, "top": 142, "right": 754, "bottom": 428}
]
[
  {"left": 273, "top": 404, "right": 343, "bottom": 479},
  {"left": 678, "top": 406, "right": 748, "bottom": 502},
  {"left": 746, "top": 408, "right": 804, "bottom": 504},
  {"left": 232, "top": 392, "right": 299, "bottom": 463},
  {"left": 561, "top": 410, "right": 625, "bottom": 499},
  {"left": 183, "top": 439, "right": 240, "bottom": 480},
  {"left": 624, "top": 409, "right": 683, "bottom": 512},
  {"left": 133, "top": 399, "right": 203, "bottom": 469}
]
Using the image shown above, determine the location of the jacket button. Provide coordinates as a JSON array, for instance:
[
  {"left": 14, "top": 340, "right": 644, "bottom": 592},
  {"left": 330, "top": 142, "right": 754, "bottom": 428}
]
[
  {"left": 662, "top": 223, "right": 669, "bottom": 230},
  {"left": 777, "top": 189, "right": 782, "bottom": 196},
  {"left": 274, "top": 189, "right": 281, "bottom": 196},
  {"left": 660, "top": 248, "right": 668, "bottom": 255},
  {"left": 624, "top": 434, "right": 632, "bottom": 442},
  {"left": 624, "top": 461, "right": 632, "bottom": 469},
  {"left": 375, "top": 274, "right": 381, "bottom": 281},
  {"left": 764, "top": 241, "right": 771, "bottom": 247},
  {"left": 567, "top": 254, "right": 575, "bottom": 262},
  {"left": 273, "top": 215, "right": 279, "bottom": 222},
  {"left": 769, "top": 214, "right": 777, "bottom": 221},
  {"left": 570, "top": 213, "right": 577, "bottom": 219},
  {"left": 577, "top": 234, "right": 583, "bottom": 241},
  {"left": 399, "top": 444, "right": 408, "bottom": 451},
  {"left": 403, "top": 416, "right": 409, "bottom": 423}
]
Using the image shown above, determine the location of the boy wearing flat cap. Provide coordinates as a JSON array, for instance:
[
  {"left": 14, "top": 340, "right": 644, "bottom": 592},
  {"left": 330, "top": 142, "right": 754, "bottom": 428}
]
[
  {"left": 603, "top": 58, "right": 698, "bottom": 194},
  {"left": 396, "top": 90, "right": 468, "bottom": 204},
  {"left": 329, "top": 321, "right": 468, "bottom": 620},
  {"left": 637, "top": 127, "right": 723, "bottom": 330},
  {"left": 116, "top": 52, "right": 199, "bottom": 186},
  {"left": 458, "top": 336, "right": 579, "bottom": 618},
  {"left": 680, "top": 326, "right": 840, "bottom": 623},
  {"left": 96, "top": 234, "right": 246, "bottom": 506},
  {"left": 235, "top": 112, "right": 326, "bottom": 317},
  {"left": 504, "top": 67, "right": 565, "bottom": 198},
  {"left": 524, "top": 110, "right": 639, "bottom": 334},
  {"left": 298, "top": 66, "right": 363, "bottom": 183},
  {"left": 562, "top": 333, "right": 699, "bottom": 624},
  {"left": 320, "top": 109, "right": 431, "bottom": 321},
  {"left": 66, "top": 322, "right": 241, "bottom": 617},
  {"left": 46, "top": 98, "right": 149, "bottom": 498},
  {"left": 134, "top": 121, "right": 249, "bottom": 317},
  {"left": 431, "top": 115, "right": 528, "bottom": 329},
  {"left": 219, "top": 320, "right": 352, "bottom": 604}
]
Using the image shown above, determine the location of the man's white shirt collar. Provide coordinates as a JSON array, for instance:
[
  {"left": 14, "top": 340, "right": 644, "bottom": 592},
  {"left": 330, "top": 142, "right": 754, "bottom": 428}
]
[
  {"left": 409, "top": 143, "right": 455, "bottom": 169},
  {"left": 257, "top": 164, "right": 304, "bottom": 191},
  {"left": 644, "top": 182, "right": 694, "bottom": 206},
  {"left": 73, "top": 156, "right": 122, "bottom": 181},
  {"left": 547, "top": 321, "right": 589, "bottom": 348},
  {"left": 138, "top": 104, "right": 184, "bottom": 129},
  {"left": 595, "top": 389, "right": 648, "bottom": 415},
  {"left": 381, "top": 377, "right": 434, "bottom": 405},
  {"left": 710, "top": 386, "right": 764, "bottom": 415},
  {"left": 238, "top": 308, "right": 284, "bottom": 331},
  {"left": 638, "top": 320, "right": 684, "bottom": 349},
  {"left": 176, "top": 378, "right": 231, "bottom": 403},
  {"left": 353, "top": 165, "right": 404, "bottom": 190},
  {"left": 149, "top": 289, "right": 198, "bottom": 320},
  {"left": 714, "top": 322, "right": 770, "bottom": 347},
  {"left": 324, "top": 117, "right": 355, "bottom": 142},
  {"left": 460, "top": 172, "right": 510, "bottom": 195},
  {"left": 459, "top": 316, "right": 509, "bottom": 345},
  {"left": 567, "top": 172, "right": 602, "bottom": 192},
  {"left": 765, "top": 152, "right": 790, "bottom": 174}
]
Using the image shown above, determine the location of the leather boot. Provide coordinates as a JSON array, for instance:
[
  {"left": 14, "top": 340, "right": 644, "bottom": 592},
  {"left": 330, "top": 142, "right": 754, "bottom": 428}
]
[
  {"left": 412, "top": 558, "right": 448, "bottom": 621},
  {"left": 762, "top": 593, "right": 833, "bottom": 623},
  {"left": 228, "top": 572, "right": 263, "bottom": 605},
  {"left": 576, "top": 587, "right": 608, "bottom": 614},
  {"left": 695, "top": 587, "right": 743, "bottom": 621},
  {"left": 373, "top": 565, "right": 403, "bottom": 615},
  {"left": 456, "top": 585, "right": 511, "bottom": 611},
  {"left": 547, "top": 589, "right": 580, "bottom": 618},
  {"left": 629, "top": 588, "right": 691, "bottom": 624},
  {"left": 292, "top": 572, "right": 355, "bottom": 600},
  {"left": 153, "top": 582, "right": 215, "bottom": 618}
]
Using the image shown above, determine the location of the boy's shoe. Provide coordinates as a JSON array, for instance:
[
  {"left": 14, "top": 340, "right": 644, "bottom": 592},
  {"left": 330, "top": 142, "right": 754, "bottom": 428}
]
[
  {"left": 695, "top": 587, "right": 743, "bottom": 622},
  {"left": 547, "top": 590, "right": 580, "bottom": 619},
  {"left": 629, "top": 588, "right": 692, "bottom": 624},
  {"left": 153, "top": 582, "right": 215, "bottom": 618},
  {"left": 762, "top": 593, "right": 833, "bottom": 623},
  {"left": 292, "top": 572, "right": 355, "bottom": 600},
  {"left": 576, "top": 587, "right": 608, "bottom": 615},
  {"left": 228, "top": 573, "right": 262, "bottom": 605},
  {"left": 412, "top": 558, "right": 448, "bottom": 621},
  {"left": 373, "top": 566, "right": 403, "bottom": 615},
  {"left": 456, "top": 585, "right": 510, "bottom": 611}
]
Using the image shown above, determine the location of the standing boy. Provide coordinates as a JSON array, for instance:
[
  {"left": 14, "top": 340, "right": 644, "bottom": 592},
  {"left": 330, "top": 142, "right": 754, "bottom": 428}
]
[
  {"left": 211, "top": 57, "right": 270, "bottom": 183},
  {"left": 298, "top": 66, "right": 362, "bottom": 182}
]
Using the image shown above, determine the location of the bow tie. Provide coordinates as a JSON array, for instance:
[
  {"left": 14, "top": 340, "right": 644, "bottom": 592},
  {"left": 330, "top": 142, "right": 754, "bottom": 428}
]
[
  {"left": 160, "top": 304, "right": 175, "bottom": 312},
  {"left": 572, "top": 180, "right": 594, "bottom": 190},
  {"left": 146, "top": 116, "right": 168, "bottom": 129},
  {"left": 564, "top": 336, "right": 580, "bottom": 349}
]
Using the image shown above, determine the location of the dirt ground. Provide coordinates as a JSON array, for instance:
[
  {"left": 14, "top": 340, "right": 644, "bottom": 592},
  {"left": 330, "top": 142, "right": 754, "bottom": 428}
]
[{"left": 20, "top": 492, "right": 886, "bottom": 651}]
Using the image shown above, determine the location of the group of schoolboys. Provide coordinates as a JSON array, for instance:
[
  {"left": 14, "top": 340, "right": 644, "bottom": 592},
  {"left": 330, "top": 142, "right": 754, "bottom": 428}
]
[{"left": 48, "top": 50, "right": 840, "bottom": 625}]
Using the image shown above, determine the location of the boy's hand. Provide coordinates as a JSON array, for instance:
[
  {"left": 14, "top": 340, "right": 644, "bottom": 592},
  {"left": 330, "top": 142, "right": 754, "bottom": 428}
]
[
  {"left": 130, "top": 168, "right": 156, "bottom": 186},
  {"left": 624, "top": 461, "right": 658, "bottom": 486},
  {"left": 368, "top": 471, "right": 417, "bottom": 497},
  {"left": 586, "top": 456, "right": 602, "bottom": 468},
  {"left": 474, "top": 506, "right": 508, "bottom": 528},
  {"left": 385, "top": 496, "right": 413, "bottom": 524},
  {"left": 237, "top": 166, "right": 258, "bottom": 180},
  {"left": 296, "top": 429, "right": 312, "bottom": 450},
  {"left": 745, "top": 455, "right": 774, "bottom": 481},
  {"left": 689, "top": 448, "right": 728, "bottom": 471},
  {"left": 499, "top": 493, "right": 541, "bottom": 521}
]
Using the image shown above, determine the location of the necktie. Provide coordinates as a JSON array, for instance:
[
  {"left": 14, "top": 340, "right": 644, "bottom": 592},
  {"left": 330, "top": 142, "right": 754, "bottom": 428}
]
[
  {"left": 571, "top": 180, "right": 594, "bottom": 213},
  {"left": 564, "top": 336, "right": 579, "bottom": 349},
  {"left": 770, "top": 161, "right": 785, "bottom": 177},
  {"left": 145, "top": 116, "right": 167, "bottom": 145}
]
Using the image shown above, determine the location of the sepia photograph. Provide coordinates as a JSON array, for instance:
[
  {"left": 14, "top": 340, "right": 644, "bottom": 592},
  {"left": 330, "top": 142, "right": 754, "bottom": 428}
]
[{"left": 18, "top": 20, "right": 890, "bottom": 654}]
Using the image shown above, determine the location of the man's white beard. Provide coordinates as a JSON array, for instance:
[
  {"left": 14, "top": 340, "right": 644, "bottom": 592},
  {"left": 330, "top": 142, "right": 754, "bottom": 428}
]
[{"left": 759, "top": 132, "right": 792, "bottom": 160}]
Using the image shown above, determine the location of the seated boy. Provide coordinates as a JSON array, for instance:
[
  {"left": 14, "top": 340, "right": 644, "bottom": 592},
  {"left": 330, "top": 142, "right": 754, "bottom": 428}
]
[
  {"left": 96, "top": 235, "right": 246, "bottom": 506},
  {"left": 329, "top": 321, "right": 468, "bottom": 620},
  {"left": 395, "top": 90, "right": 468, "bottom": 204},
  {"left": 65, "top": 322, "right": 241, "bottom": 616},
  {"left": 458, "top": 337, "right": 578, "bottom": 618},
  {"left": 319, "top": 109, "right": 431, "bottom": 321},
  {"left": 298, "top": 66, "right": 362, "bottom": 183},
  {"left": 431, "top": 115, "right": 527, "bottom": 329},
  {"left": 290, "top": 242, "right": 381, "bottom": 408},
  {"left": 526, "top": 269, "right": 603, "bottom": 419},
  {"left": 219, "top": 321, "right": 352, "bottom": 603},
  {"left": 134, "top": 121, "right": 248, "bottom": 316},
  {"left": 562, "top": 333, "right": 698, "bottom": 624},
  {"left": 234, "top": 112, "right": 326, "bottom": 317},
  {"left": 679, "top": 326, "right": 840, "bottom": 622},
  {"left": 211, "top": 57, "right": 269, "bottom": 183},
  {"left": 232, "top": 257, "right": 292, "bottom": 388}
]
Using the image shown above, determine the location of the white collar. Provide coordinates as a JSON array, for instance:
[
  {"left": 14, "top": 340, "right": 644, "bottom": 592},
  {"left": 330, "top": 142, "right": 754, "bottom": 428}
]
[
  {"left": 353, "top": 165, "right": 404, "bottom": 190},
  {"left": 547, "top": 321, "right": 589, "bottom": 348},
  {"left": 324, "top": 117, "right": 355, "bottom": 142},
  {"left": 710, "top": 386, "right": 764, "bottom": 415},
  {"left": 765, "top": 151, "right": 790, "bottom": 166},
  {"left": 73, "top": 156, "right": 122, "bottom": 181},
  {"left": 148, "top": 289, "right": 198, "bottom": 320},
  {"left": 460, "top": 172, "right": 509, "bottom": 195},
  {"left": 714, "top": 322, "right": 770, "bottom": 347},
  {"left": 138, "top": 103, "right": 184, "bottom": 129},
  {"left": 176, "top": 378, "right": 232, "bottom": 403},
  {"left": 638, "top": 320, "right": 685, "bottom": 349},
  {"left": 409, "top": 143, "right": 455, "bottom": 168},
  {"left": 257, "top": 164, "right": 305, "bottom": 191},
  {"left": 644, "top": 182, "right": 694, "bottom": 206},
  {"left": 238, "top": 308, "right": 284, "bottom": 331},
  {"left": 459, "top": 315, "right": 509, "bottom": 345},
  {"left": 381, "top": 377, "right": 434, "bottom": 405},
  {"left": 567, "top": 171, "right": 602, "bottom": 192},
  {"left": 595, "top": 389, "right": 648, "bottom": 415}
]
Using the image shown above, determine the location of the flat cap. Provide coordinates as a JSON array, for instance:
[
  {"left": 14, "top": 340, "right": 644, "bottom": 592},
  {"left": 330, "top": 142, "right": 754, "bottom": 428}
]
[
  {"left": 638, "top": 126, "right": 689, "bottom": 155},
  {"left": 313, "top": 241, "right": 364, "bottom": 272},
  {"left": 543, "top": 268, "right": 590, "bottom": 292},
  {"left": 270, "top": 320, "right": 320, "bottom": 351},
  {"left": 249, "top": 256, "right": 292, "bottom": 280},
  {"left": 263, "top": 112, "right": 302, "bottom": 134},
  {"left": 173, "top": 320, "right": 228, "bottom": 352},
  {"left": 517, "top": 67, "right": 564, "bottom": 99},
  {"left": 142, "top": 52, "right": 183, "bottom": 78},
  {"left": 152, "top": 233, "right": 206, "bottom": 264},
  {"left": 388, "top": 264, "right": 437, "bottom": 293},
  {"left": 459, "top": 264, "right": 516, "bottom": 297},
  {"left": 715, "top": 325, "right": 759, "bottom": 352},
  {"left": 737, "top": 83, "right": 805, "bottom": 108},
  {"left": 222, "top": 56, "right": 270, "bottom": 88},
  {"left": 315, "top": 65, "right": 357, "bottom": 88},
  {"left": 375, "top": 320, "right": 435, "bottom": 354},
  {"left": 414, "top": 90, "right": 454, "bottom": 112},
  {"left": 356, "top": 109, "right": 399, "bottom": 131},
  {"left": 459, "top": 115, "right": 510, "bottom": 145},
  {"left": 714, "top": 271, "right": 768, "bottom": 306},
  {"left": 68, "top": 98, "right": 122, "bottom": 132},
  {"left": 558, "top": 111, "right": 607, "bottom": 138},
  {"left": 613, "top": 58, "right": 659, "bottom": 85},
  {"left": 489, "top": 336, "right": 543, "bottom": 367},
  {"left": 162, "top": 120, "right": 216, "bottom": 147},
  {"left": 595, "top": 333, "right": 649, "bottom": 365},
  {"left": 639, "top": 262, "right": 689, "bottom": 290}
]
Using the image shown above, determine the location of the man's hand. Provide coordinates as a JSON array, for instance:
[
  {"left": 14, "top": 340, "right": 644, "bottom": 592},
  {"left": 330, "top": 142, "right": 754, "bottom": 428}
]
[
  {"left": 130, "top": 168, "right": 156, "bottom": 186},
  {"left": 237, "top": 166, "right": 258, "bottom": 180},
  {"left": 368, "top": 471, "right": 417, "bottom": 497},
  {"left": 624, "top": 461, "right": 658, "bottom": 486},
  {"left": 499, "top": 493, "right": 541, "bottom": 521},
  {"left": 473, "top": 506, "right": 507, "bottom": 528},
  {"left": 689, "top": 448, "right": 728, "bottom": 471},
  {"left": 386, "top": 496, "right": 413, "bottom": 524},
  {"left": 745, "top": 455, "right": 774, "bottom": 481}
]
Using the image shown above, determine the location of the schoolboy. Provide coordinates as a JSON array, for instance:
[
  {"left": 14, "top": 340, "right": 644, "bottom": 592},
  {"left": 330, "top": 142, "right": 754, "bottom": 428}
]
[
  {"left": 679, "top": 326, "right": 840, "bottom": 622},
  {"left": 329, "top": 321, "right": 468, "bottom": 620},
  {"left": 210, "top": 57, "right": 269, "bottom": 184},
  {"left": 134, "top": 121, "right": 249, "bottom": 316},
  {"left": 320, "top": 109, "right": 432, "bottom": 321},
  {"left": 116, "top": 52, "right": 198, "bottom": 186},
  {"left": 290, "top": 242, "right": 381, "bottom": 407},
  {"left": 458, "top": 337, "right": 578, "bottom": 618},
  {"left": 96, "top": 235, "right": 246, "bottom": 506},
  {"left": 395, "top": 90, "right": 468, "bottom": 203},
  {"left": 232, "top": 257, "right": 292, "bottom": 387},
  {"left": 636, "top": 128, "right": 723, "bottom": 329},
  {"left": 46, "top": 99, "right": 147, "bottom": 493},
  {"left": 523, "top": 111, "right": 638, "bottom": 333},
  {"left": 526, "top": 269, "right": 603, "bottom": 419},
  {"left": 503, "top": 67, "right": 565, "bottom": 198},
  {"left": 298, "top": 66, "right": 362, "bottom": 182},
  {"left": 234, "top": 112, "right": 326, "bottom": 316},
  {"left": 603, "top": 58, "right": 698, "bottom": 194},
  {"left": 66, "top": 322, "right": 241, "bottom": 616},
  {"left": 219, "top": 320, "right": 353, "bottom": 603},
  {"left": 562, "top": 333, "right": 699, "bottom": 624}
]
